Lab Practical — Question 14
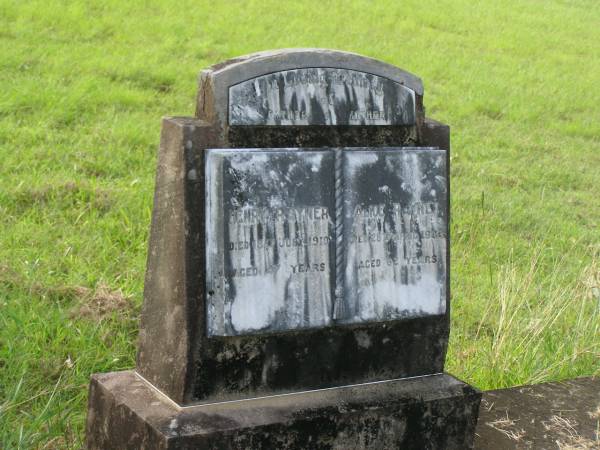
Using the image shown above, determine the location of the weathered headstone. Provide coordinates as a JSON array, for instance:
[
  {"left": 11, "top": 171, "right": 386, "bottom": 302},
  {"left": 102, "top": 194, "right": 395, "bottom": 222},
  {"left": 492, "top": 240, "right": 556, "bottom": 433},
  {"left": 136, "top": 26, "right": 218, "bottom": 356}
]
[{"left": 86, "top": 49, "right": 481, "bottom": 449}]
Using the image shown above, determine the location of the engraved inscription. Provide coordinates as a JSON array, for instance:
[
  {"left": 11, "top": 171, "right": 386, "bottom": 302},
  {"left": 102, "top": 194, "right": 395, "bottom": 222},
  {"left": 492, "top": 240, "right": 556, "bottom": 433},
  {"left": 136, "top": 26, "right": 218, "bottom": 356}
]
[
  {"left": 206, "top": 149, "right": 335, "bottom": 336},
  {"left": 335, "top": 149, "right": 447, "bottom": 323},
  {"left": 229, "top": 68, "right": 416, "bottom": 126},
  {"left": 206, "top": 147, "right": 448, "bottom": 336}
]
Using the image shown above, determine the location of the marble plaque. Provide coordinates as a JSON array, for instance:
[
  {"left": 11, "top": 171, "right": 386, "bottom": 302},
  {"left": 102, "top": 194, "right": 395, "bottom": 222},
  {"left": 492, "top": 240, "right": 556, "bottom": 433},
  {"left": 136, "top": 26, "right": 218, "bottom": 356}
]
[
  {"left": 229, "top": 68, "right": 416, "bottom": 126},
  {"left": 206, "top": 149, "right": 335, "bottom": 336},
  {"left": 335, "top": 148, "right": 447, "bottom": 323}
]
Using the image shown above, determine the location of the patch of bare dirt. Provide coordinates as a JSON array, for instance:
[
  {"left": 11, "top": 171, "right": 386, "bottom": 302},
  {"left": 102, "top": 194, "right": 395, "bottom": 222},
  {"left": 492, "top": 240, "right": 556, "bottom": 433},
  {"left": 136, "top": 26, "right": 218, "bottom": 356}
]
[
  {"left": 1, "top": 264, "right": 134, "bottom": 320},
  {"left": 13, "top": 180, "right": 114, "bottom": 212},
  {"left": 68, "top": 283, "right": 134, "bottom": 321}
]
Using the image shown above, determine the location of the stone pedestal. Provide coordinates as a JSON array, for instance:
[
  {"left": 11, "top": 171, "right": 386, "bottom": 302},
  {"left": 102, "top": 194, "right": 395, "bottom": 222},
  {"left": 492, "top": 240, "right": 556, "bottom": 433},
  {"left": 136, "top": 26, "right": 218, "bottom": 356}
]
[{"left": 86, "top": 370, "right": 481, "bottom": 450}]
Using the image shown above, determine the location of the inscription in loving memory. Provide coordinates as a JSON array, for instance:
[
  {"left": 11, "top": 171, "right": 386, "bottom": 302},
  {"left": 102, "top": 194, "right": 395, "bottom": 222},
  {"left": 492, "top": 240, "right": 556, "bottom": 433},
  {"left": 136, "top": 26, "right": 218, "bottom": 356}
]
[
  {"left": 206, "top": 148, "right": 447, "bottom": 337},
  {"left": 228, "top": 68, "right": 416, "bottom": 126}
]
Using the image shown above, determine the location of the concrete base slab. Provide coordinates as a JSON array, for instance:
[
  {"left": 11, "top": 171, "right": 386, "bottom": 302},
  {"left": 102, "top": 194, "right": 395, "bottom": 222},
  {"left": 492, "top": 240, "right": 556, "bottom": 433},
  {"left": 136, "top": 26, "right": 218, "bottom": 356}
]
[
  {"left": 475, "top": 377, "right": 600, "bottom": 449},
  {"left": 86, "top": 371, "right": 481, "bottom": 449}
]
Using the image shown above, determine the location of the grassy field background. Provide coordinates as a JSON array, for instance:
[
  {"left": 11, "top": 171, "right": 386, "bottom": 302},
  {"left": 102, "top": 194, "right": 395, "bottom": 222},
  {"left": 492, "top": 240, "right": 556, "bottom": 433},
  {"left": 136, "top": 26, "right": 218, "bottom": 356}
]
[{"left": 1, "top": 0, "right": 599, "bottom": 447}]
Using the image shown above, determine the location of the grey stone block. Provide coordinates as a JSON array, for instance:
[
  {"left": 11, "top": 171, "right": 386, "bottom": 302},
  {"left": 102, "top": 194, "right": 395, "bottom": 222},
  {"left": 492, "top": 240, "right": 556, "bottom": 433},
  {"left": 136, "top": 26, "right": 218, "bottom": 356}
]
[{"left": 87, "top": 370, "right": 481, "bottom": 450}]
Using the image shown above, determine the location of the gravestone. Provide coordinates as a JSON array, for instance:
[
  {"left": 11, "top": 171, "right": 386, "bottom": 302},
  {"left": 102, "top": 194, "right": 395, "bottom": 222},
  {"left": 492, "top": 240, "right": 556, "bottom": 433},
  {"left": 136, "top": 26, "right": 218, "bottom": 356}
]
[{"left": 86, "top": 49, "right": 481, "bottom": 449}]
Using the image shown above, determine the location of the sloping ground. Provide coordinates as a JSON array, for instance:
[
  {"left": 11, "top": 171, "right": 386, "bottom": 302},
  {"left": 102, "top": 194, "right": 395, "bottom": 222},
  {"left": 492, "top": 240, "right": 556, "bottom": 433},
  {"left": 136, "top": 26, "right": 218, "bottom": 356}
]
[{"left": 0, "top": 0, "right": 599, "bottom": 447}]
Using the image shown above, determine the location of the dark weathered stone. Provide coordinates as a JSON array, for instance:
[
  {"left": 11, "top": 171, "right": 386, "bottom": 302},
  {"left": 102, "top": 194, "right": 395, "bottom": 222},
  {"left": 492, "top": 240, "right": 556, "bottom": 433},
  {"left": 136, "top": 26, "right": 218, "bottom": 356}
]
[
  {"left": 193, "top": 316, "right": 448, "bottom": 402},
  {"left": 228, "top": 125, "right": 418, "bottom": 148},
  {"left": 87, "top": 370, "right": 481, "bottom": 450},
  {"left": 229, "top": 67, "right": 416, "bottom": 126},
  {"left": 89, "top": 48, "right": 479, "bottom": 449},
  {"left": 475, "top": 377, "right": 600, "bottom": 449},
  {"left": 137, "top": 118, "right": 450, "bottom": 404},
  {"left": 421, "top": 118, "right": 450, "bottom": 151},
  {"left": 137, "top": 51, "right": 450, "bottom": 404},
  {"left": 136, "top": 117, "right": 216, "bottom": 404}
]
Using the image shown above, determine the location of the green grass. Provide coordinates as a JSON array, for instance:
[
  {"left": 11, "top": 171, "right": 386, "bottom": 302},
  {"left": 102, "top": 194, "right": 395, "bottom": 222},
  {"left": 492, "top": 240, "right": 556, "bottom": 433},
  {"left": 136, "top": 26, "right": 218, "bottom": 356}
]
[{"left": 1, "top": 0, "right": 599, "bottom": 447}]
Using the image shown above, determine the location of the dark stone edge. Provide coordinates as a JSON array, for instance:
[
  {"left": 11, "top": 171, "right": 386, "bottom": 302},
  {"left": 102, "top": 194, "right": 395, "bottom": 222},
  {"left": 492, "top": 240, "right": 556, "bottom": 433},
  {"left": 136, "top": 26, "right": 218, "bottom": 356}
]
[{"left": 204, "top": 48, "right": 423, "bottom": 94}]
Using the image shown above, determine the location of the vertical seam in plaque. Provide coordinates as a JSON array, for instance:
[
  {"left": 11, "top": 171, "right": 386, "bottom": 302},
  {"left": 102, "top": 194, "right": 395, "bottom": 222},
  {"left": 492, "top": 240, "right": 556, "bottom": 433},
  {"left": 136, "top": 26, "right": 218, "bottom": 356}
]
[
  {"left": 205, "top": 150, "right": 213, "bottom": 337},
  {"left": 219, "top": 152, "right": 229, "bottom": 336},
  {"left": 445, "top": 144, "right": 451, "bottom": 319},
  {"left": 333, "top": 147, "right": 344, "bottom": 319}
]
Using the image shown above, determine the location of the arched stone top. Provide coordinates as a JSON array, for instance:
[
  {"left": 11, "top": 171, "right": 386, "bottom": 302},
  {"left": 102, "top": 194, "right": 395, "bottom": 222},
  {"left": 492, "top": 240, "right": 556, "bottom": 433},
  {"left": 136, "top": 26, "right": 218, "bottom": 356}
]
[{"left": 196, "top": 49, "right": 423, "bottom": 128}]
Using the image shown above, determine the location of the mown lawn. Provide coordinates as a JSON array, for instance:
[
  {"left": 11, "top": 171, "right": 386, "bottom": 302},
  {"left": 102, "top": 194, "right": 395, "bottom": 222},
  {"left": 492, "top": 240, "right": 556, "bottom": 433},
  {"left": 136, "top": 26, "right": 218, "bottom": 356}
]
[{"left": 1, "top": 0, "right": 599, "bottom": 447}]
